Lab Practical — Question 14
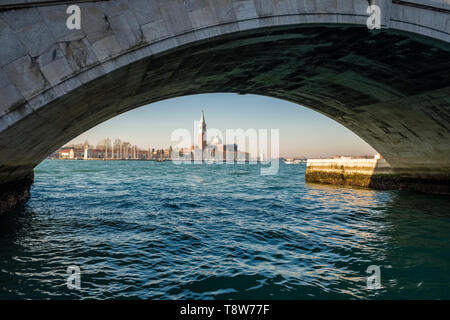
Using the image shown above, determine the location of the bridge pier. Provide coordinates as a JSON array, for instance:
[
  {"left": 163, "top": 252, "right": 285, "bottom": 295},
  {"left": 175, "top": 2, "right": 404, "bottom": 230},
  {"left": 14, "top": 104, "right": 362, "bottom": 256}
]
[{"left": 0, "top": 173, "right": 33, "bottom": 214}]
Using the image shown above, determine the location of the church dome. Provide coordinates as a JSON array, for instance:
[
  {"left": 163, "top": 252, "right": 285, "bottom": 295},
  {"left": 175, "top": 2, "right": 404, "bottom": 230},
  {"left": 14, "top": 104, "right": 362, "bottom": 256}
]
[{"left": 210, "top": 136, "right": 222, "bottom": 145}]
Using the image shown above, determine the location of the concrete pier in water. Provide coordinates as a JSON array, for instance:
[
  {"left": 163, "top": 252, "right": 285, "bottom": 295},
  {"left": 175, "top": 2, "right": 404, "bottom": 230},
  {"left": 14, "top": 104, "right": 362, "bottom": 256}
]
[{"left": 306, "top": 158, "right": 450, "bottom": 194}]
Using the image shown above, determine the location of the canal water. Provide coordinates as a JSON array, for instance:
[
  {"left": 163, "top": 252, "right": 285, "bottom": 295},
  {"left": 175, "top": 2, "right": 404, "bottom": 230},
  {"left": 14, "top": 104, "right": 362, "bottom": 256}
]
[{"left": 0, "top": 160, "right": 449, "bottom": 299}]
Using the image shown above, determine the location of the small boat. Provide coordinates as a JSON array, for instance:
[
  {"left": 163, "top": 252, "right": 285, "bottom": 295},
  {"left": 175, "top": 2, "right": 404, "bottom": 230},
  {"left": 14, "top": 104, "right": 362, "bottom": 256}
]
[{"left": 284, "top": 158, "right": 301, "bottom": 164}]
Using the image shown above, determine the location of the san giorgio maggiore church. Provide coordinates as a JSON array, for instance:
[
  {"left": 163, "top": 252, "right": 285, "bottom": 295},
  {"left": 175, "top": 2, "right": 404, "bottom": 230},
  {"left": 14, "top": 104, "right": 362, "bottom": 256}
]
[{"left": 174, "top": 111, "right": 250, "bottom": 162}]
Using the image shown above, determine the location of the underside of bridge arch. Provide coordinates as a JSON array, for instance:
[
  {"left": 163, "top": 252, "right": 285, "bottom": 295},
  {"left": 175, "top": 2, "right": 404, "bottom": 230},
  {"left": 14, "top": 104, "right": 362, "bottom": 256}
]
[{"left": 0, "top": 24, "right": 450, "bottom": 212}]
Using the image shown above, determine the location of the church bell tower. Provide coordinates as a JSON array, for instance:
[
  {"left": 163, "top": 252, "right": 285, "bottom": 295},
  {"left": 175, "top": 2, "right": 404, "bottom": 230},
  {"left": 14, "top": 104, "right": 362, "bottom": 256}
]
[{"left": 198, "top": 110, "right": 207, "bottom": 150}]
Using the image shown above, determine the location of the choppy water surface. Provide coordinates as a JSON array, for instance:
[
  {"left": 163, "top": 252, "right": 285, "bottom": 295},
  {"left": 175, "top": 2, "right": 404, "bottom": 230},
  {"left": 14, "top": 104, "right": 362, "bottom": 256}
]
[{"left": 0, "top": 160, "right": 449, "bottom": 299}]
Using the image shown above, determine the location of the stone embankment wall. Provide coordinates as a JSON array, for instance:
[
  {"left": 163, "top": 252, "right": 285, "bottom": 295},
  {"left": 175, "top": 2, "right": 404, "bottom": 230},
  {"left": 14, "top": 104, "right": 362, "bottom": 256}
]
[{"left": 305, "top": 158, "right": 449, "bottom": 194}]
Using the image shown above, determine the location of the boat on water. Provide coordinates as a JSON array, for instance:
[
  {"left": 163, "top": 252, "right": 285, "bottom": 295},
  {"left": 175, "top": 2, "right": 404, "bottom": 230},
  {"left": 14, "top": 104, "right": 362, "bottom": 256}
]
[{"left": 284, "top": 158, "right": 302, "bottom": 164}]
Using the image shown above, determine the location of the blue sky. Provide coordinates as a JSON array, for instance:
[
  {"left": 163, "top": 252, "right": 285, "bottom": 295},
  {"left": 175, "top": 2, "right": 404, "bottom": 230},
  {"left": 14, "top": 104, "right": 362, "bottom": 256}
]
[{"left": 68, "top": 93, "right": 376, "bottom": 158}]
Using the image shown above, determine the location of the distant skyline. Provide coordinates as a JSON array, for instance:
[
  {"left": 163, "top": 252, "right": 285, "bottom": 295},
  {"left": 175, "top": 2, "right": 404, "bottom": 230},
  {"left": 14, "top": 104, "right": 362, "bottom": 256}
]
[{"left": 67, "top": 93, "right": 376, "bottom": 158}]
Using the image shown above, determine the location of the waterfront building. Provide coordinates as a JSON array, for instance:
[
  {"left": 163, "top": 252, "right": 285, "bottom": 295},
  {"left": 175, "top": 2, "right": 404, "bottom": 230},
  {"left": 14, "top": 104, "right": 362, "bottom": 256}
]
[{"left": 58, "top": 148, "right": 74, "bottom": 159}]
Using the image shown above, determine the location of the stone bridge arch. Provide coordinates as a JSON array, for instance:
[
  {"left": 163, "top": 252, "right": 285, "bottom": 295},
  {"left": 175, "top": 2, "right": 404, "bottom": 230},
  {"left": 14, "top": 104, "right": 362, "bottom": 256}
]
[{"left": 0, "top": 0, "right": 449, "bottom": 211}]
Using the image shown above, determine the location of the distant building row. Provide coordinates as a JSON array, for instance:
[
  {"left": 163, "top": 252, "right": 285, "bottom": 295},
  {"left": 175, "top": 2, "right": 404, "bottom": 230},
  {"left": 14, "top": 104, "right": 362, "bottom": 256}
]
[
  {"left": 52, "top": 111, "right": 251, "bottom": 162},
  {"left": 52, "top": 145, "right": 172, "bottom": 161}
]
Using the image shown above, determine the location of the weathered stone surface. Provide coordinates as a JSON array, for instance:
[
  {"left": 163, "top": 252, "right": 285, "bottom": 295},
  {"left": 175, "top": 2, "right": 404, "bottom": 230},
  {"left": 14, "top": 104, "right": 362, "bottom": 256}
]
[
  {"left": 305, "top": 170, "right": 450, "bottom": 194},
  {"left": 0, "top": 84, "right": 24, "bottom": 115},
  {"left": 0, "top": 19, "right": 26, "bottom": 66},
  {"left": 59, "top": 38, "right": 99, "bottom": 72},
  {"left": 91, "top": 35, "right": 122, "bottom": 61},
  {"left": 40, "top": 57, "right": 73, "bottom": 86},
  {"left": 4, "top": 55, "right": 47, "bottom": 99},
  {"left": 0, "top": 0, "right": 449, "bottom": 212},
  {"left": 15, "top": 21, "right": 55, "bottom": 58},
  {"left": 0, "top": 172, "right": 33, "bottom": 214}
]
